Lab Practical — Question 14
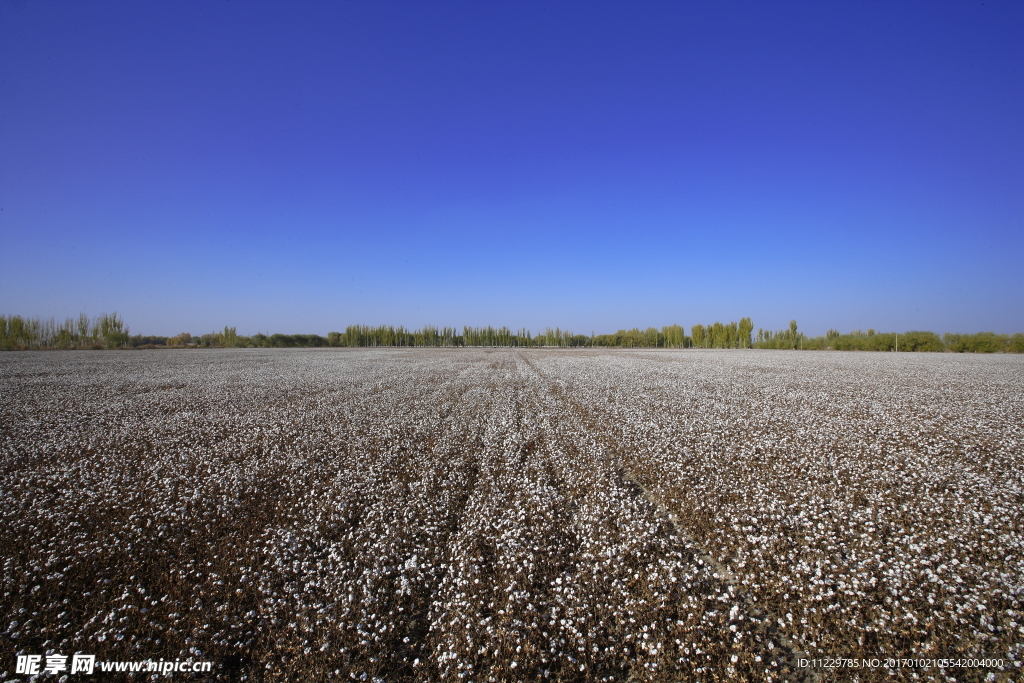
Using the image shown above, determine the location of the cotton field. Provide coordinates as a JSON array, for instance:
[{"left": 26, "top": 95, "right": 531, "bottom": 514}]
[{"left": 1, "top": 350, "right": 1021, "bottom": 682}]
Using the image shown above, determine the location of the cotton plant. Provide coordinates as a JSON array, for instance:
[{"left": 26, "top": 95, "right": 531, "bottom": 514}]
[{"left": 0, "top": 349, "right": 1020, "bottom": 682}]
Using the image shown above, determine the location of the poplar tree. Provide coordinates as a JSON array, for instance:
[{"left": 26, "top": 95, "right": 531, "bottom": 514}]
[{"left": 739, "top": 317, "right": 753, "bottom": 348}]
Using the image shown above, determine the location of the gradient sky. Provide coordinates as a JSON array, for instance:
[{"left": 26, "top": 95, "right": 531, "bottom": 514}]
[{"left": 2, "top": 1, "right": 1022, "bottom": 336}]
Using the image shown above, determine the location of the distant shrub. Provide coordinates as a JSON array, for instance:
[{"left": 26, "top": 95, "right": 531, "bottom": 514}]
[{"left": 167, "top": 333, "right": 193, "bottom": 347}]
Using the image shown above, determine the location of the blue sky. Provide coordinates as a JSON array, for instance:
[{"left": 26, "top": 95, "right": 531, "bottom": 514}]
[{"left": 2, "top": 1, "right": 1021, "bottom": 336}]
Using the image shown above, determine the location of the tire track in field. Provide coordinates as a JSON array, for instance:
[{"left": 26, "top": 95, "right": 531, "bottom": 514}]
[
  {"left": 251, "top": 352, "right": 495, "bottom": 681},
  {"left": 517, "top": 351, "right": 819, "bottom": 683}
]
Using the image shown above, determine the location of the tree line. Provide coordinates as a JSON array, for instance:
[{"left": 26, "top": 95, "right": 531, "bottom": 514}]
[
  {"left": 3, "top": 313, "right": 1022, "bottom": 353},
  {"left": 0, "top": 313, "right": 129, "bottom": 350},
  {"left": 751, "top": 323, "right": 1024, "bottom": 353}
]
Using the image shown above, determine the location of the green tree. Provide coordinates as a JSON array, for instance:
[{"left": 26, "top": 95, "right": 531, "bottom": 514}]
[
  {"left": 691, "top": 324, "right": 706, "bottom": 348},
  {"left": 738, "top": 317, "right": 753, "bottom": 348}
]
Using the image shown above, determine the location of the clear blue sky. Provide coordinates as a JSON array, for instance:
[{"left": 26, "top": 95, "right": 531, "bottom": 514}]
[{"left": 2, "top": 1, "right": 1021, "bottom": 336}]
